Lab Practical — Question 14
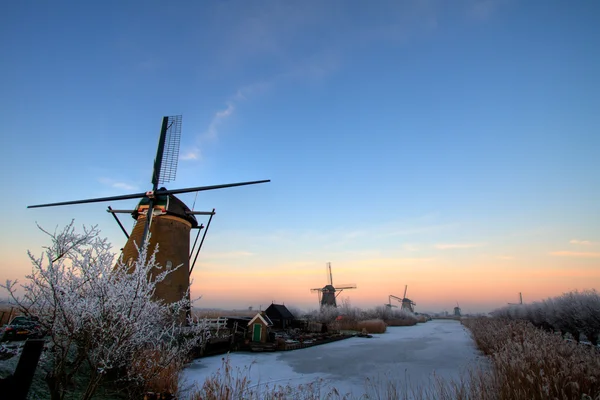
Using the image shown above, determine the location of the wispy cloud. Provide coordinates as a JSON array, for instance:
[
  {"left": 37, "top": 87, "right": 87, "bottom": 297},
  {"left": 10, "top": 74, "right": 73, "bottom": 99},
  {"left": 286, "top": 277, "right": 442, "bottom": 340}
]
[
  {"left": 550, "top": 251, "right": 600, "bottom": 259},
  {"left": 180, "top": 149, "right": 200, "bottom": 161},
  {"left": 434, "top": 243, "right": 484, "bottom": 250},
  {"left": 99, "top": 178, "right": 138, "bottom": 191},
  {"left": 497, "top": 256, "right": 514, "bottom": 260},
  {"left": 570, "top": 239, "right": 595, "bottom": 246},
  {"left": 205, "top": 102, "right": 235, "bottom": 140}
]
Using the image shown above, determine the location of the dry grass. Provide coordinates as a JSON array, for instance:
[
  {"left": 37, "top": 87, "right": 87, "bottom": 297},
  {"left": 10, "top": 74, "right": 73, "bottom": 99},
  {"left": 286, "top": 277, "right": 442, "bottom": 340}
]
[
  {"left": 129, "top": 347, "right": 186, "bottom": 395},
  {"left": 463, "top": 317, "right": 600, "bottom": 400},
  {"left": 356, "top": 319, "right": 387, "bottom": 334}
]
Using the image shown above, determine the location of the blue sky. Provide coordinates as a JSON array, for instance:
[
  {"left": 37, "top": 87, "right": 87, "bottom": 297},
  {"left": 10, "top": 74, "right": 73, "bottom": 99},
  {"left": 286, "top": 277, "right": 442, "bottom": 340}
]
[{"left": 1, "top": 1, "right": 599, "bottom": 313}]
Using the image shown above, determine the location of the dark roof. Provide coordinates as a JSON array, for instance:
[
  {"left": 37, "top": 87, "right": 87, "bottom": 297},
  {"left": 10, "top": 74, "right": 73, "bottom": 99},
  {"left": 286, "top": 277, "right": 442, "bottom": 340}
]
[
  {"left": 134, "top": 192, "right": 198, "bottom": 227},
  {"left": 265, "top": 303, "right": 295, "bottom": 320},
  {"left": 262, "top": 313, "right": 274, "bottom": 325}
]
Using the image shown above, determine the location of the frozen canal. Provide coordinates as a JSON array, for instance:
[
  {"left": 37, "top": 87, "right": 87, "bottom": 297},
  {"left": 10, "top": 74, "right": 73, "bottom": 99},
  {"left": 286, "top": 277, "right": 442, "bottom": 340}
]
[{"left": 180, "top": 319, "right": 484, "bottom": 398}]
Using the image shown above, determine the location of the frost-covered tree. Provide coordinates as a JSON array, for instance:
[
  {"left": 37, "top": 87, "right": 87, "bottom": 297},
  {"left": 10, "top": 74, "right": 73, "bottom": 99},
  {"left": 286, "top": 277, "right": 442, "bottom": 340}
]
[
  {"left": 491, "top": 290, "right": 600, "bottom": 345},
  {"left": 2, "top": 222, "right": 209, "bottom": 400}
]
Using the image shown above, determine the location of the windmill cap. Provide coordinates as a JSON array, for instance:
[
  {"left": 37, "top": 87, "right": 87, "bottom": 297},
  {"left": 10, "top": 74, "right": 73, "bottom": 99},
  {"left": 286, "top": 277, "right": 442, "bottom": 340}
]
[{"left": 134, "top": 192, "right": 198, "bottom": 227}]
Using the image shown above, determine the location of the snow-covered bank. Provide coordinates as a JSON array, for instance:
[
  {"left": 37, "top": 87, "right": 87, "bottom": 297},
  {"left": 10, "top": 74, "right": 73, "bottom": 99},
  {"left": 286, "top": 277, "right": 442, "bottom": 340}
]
[{"left": 179, "top": 320, "right": 483, "bottom": 398}]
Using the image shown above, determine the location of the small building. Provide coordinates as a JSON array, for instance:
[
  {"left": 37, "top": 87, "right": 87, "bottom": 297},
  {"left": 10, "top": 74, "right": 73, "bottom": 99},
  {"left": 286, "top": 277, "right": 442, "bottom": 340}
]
[
  {"left": 248, "top": 312, "right": 273, "bottom": 343},
  {"left": 265, "top": 303, "right": 295, "bottom": 329}
]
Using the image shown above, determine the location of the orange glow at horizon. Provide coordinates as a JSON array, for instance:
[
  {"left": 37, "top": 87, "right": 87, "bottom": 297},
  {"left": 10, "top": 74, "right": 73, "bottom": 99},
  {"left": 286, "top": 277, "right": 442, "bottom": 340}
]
[{"left": 189, "top": 255, "right": 600, "bottom": 313}]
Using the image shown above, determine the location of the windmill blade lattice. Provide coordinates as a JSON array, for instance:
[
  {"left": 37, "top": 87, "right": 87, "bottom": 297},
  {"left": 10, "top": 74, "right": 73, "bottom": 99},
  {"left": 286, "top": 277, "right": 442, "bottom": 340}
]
[{"left": 157, "top": 115, "right": 182, "bottom": 185}]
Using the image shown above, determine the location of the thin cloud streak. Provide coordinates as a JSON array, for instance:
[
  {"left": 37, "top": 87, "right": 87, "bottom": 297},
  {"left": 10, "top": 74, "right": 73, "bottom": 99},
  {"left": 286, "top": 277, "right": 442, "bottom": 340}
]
[
  {"left": 99, "top": 178, "right": 138, "bottom": 191},
  {"left": 180, "top": 149, "right": 200, "bottom": 161},
  {"left": 550, "top": 251, "right": 600, "bottom": 259},
  {"left": 205, "top": 102, "right": 235, "bottom": 140},
  {"left": 570, "top": 239, "right": 595, "bottom": 246}
]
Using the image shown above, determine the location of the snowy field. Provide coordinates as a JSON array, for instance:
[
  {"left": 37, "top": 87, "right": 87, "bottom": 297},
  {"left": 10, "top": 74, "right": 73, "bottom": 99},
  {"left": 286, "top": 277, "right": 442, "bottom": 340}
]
[{"left": 179, "top": 320, "right": 485, "bottom": 398}]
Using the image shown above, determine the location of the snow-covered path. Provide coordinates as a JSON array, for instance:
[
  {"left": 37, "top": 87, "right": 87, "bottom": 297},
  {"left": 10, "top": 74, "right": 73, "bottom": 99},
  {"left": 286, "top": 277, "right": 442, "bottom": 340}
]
[{"left": 179, "top": 320, "right": 483, "bottom": 398}]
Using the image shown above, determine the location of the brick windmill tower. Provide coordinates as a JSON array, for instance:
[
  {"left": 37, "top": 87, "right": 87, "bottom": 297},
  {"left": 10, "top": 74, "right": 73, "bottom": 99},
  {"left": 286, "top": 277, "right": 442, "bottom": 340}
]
[{"left": 28, "top": 115, "right": 270, "bottom": 306}]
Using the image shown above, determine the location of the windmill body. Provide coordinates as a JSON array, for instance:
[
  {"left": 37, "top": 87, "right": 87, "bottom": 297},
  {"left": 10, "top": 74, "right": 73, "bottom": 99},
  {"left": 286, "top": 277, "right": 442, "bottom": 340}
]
[
  {"left": 454, "top": 302, "right": 461, "bottom": 317},
  {"left": 401, "top": 285, "right": 416, "bottom": 313},
  {"left": 28, "top": 116, "right": 270, "bottom": 308},
  {"left": 121, "top": 193, "right": 198, "bottom": 305},
  {"left": 310, "top": 262, "right": 356, "bottom": 308}
]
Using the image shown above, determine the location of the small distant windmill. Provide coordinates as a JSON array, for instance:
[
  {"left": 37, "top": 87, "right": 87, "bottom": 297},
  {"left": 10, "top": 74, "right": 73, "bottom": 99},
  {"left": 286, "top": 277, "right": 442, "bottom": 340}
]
[
  {"left": 454, "top": 302, "right": 461, "bottom": 317},
  {"left": 385, "top": 295, "right": 402, "bottom": 308},
  {"left": 28, "top": 115, "right": 270, "bottom": 307},
  {"left": 508, "top": 292, "right": 523, "bottom": 306},
  {"left": 401, "top": 285, "right": 416, "bottom": 313},
  {"left": 310, "top": 262, "right": 356, "bottom": 308}
]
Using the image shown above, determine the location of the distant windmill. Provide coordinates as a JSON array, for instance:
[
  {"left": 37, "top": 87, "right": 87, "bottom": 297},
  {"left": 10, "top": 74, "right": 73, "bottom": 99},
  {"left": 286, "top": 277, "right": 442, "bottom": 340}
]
[
  {"left": 385, "top": 295, "right": 401, "bottom": 308},
  {"left": 401, "top": 285, "right": 416, "bottom": 313},
  {"left": 28, "top": 115, "right": 270, "bottom": 307},
  {"left": 454, "top": 302, "right": 461, "bottom": 317},
  {"left": 508, "top": 292, "right": 523, "bottom": 306},
  {"left": 310, "top": 262, "right": 356, "bottom": 308}
]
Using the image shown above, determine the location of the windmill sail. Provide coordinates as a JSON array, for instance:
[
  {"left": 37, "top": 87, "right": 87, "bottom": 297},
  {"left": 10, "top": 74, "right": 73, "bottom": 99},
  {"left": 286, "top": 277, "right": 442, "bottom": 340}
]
[{"left": 153, "top": 115, "right": 182, "bottom": 187}]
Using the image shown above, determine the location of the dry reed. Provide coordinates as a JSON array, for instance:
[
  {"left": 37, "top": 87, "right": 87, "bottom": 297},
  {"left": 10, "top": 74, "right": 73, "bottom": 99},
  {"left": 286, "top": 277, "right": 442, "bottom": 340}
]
[
  {"left": 463, "top": 317, "right": 600, "bottom": 400},
  {"left": 356, "top": 319, "right": 387, "bottom": 334}
]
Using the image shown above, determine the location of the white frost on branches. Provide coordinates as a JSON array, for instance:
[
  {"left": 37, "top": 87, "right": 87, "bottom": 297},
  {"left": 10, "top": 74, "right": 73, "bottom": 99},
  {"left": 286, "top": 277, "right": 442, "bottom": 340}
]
[
  {"left": 491, "top": 289, "right": 600, "bottom": 345},
  {"left": 2, "top": 221, "right": 209, "bottom": 399}
]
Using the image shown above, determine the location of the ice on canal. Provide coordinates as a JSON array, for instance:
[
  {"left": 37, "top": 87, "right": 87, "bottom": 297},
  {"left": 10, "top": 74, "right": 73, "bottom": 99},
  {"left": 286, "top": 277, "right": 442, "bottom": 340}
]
[{"left": 179, "top": 319, "right": 484, "bottom": 398}]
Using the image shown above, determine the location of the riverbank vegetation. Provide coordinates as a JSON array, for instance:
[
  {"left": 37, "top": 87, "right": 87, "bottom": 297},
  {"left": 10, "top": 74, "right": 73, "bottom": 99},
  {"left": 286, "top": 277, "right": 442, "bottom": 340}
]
[
  {"left": 189, "top": 316, "right": 600, "bottom": 400},
  {"left": 490, "top": 289, "right": 600, "bottom": 345}
]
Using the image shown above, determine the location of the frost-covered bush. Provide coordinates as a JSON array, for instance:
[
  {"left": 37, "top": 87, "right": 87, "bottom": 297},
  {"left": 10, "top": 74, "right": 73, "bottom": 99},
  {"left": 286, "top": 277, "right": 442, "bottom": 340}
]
[
  {"left": 2, "top": 222, "right": 209, "bottom": 400},
  {"left": 490, "top": 289, "right": 600, "bottom": 345},
  {"left": 302, "top": 299, "right": 420, "bottom": 330}
]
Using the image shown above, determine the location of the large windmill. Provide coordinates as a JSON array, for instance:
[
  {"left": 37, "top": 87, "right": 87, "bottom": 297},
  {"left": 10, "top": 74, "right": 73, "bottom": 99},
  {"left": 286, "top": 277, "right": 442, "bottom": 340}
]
[
  {"left": 310, "top": 262, "right": 356, "bottom": 308},
  {"left": 400, "top": 285, "right": 416, "bottom": 313},
  {"left": 28, "top": 115, "right": 270, "bottom": 306}
]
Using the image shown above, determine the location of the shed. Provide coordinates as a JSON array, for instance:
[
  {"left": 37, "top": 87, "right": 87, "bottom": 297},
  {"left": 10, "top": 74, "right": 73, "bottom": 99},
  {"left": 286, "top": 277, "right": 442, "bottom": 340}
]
[
  {"left": 247, "top": 312, "right": 273, "bottom": 343},
  {"left": 265, "top": 303, "right": 295, "bottom": 329}
]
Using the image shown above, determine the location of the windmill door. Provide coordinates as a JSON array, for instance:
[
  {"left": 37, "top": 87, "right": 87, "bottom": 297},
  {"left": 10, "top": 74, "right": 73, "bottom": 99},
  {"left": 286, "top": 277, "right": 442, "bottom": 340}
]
[{"left": 252, "top": 324, "right": 262, "bottom": 342}]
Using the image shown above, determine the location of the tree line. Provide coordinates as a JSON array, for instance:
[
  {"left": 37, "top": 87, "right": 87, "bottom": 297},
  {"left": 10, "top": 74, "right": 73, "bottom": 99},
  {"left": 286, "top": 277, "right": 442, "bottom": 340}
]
[{"left": 491, "top": 289, "right": 600, "bottom": 345}]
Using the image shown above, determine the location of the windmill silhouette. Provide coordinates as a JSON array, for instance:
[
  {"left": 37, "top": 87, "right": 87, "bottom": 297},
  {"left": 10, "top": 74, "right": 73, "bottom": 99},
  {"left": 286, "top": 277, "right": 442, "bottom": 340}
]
[
  {"left": 385, "top": 294, "right": 402, "bottom": 308},
  {"left": 400, "top": 285, "right": 416, "bottom": 313},
  {"left": 28, "top": 115, "right": 270, "bottom": 306},
  {"left": 310, "top": 262, "right": 356, "bottom": 308},
  {"left": 454, "top": 302, "right": 461, "bottom": 317},
  {"left": 508, "top": 292, "right": 523, "bottom": 306}
]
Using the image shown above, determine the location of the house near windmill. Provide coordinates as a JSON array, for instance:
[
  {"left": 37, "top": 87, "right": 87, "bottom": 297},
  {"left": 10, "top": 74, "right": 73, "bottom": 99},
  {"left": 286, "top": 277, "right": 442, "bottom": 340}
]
[
  {"left": 265, "top": 303, "right": 295, "bottom": 329},
  {"left": 248, "top": 312, "right": 273, "bottom": 343}
]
